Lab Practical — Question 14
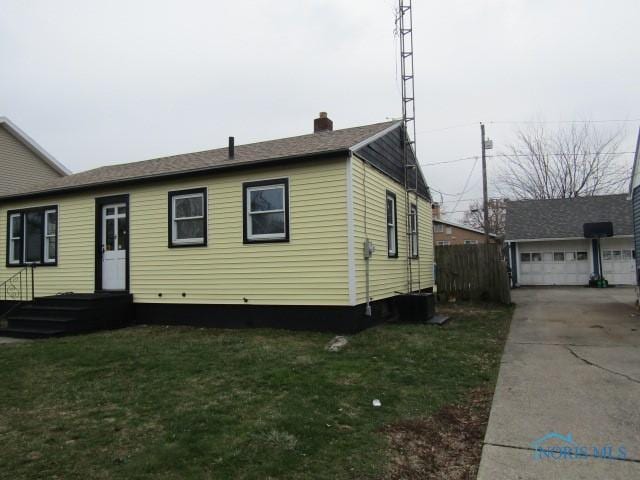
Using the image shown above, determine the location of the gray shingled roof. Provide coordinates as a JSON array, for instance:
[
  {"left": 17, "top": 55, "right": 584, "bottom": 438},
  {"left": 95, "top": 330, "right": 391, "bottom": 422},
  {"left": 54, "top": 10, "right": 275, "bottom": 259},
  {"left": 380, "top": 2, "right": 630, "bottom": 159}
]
[
  {"left": 0, "top": 121, "right": 397, "bottom": 200},
  {"left": 505, "top": 194, "right": 632, "bottom": 240}
]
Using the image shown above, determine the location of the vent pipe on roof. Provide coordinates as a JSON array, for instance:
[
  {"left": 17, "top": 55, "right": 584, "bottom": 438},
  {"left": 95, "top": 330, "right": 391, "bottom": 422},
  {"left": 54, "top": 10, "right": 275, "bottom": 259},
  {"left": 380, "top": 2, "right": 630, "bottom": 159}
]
[
  {"left": 314, "top": 112, "right": 333, "bottom": 133},
  {"left": 228, "top": 136, "right": 235, "bottom": 159}
]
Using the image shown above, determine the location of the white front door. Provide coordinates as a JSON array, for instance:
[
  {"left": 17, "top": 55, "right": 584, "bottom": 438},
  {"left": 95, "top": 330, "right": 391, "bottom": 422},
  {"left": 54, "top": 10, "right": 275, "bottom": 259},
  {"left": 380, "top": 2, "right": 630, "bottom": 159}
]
[{"left": 102, "top": 203, "right": 127, "bottom": 290}]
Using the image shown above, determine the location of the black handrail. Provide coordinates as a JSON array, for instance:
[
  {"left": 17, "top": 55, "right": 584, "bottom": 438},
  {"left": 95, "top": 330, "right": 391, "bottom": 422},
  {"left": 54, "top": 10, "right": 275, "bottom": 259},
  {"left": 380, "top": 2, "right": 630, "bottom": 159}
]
[{"left": 0, "top": 265, "right": 35, "bottom": 302}]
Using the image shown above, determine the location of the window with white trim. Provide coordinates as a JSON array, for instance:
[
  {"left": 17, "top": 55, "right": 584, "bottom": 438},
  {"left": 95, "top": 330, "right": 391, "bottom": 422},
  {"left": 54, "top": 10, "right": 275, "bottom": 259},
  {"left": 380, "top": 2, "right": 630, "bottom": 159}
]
[
  {"left": 169, "top": 188, "right": 207, "bottom": 247},
  {"left": 44, "top": 209, "right": 57, "bottom": 263},
  {"left": 386, "top": 192, "right": 397, "bottom": 257},
  {"left": 6, "top": 206, "right": 57, "bottom": 266},
  {"left": 243, "top": 179, "right": 289, "bottom": 243},
  {"left": 8, "top": 213, "right": 22, "bottom": 265},
  {"left": 434, "top": 223, "right": 444, "bottom": 233},
  {"left": 464, "top": 240, "right": 478, "bottom": 245},
  {"left": 409, "top": 203, "right": 418, "bottom": 258},
  {"left": 436, "top": 240, "right": 450, "bottom": 246}
]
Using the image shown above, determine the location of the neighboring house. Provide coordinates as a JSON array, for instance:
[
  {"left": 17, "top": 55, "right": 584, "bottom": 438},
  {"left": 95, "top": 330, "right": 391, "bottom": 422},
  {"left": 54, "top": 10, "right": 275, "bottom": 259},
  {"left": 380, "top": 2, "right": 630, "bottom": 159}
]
[
  {"left": 0, "top": 117, "right": 69, "bottom": 195},
  {"left": 0, "top": 114, "right": 434, "bottom": 331},
  {"left": 432, "top": 203, "right": 497, "bottom": 245},
  {"left": 629, "top": 127, "right": 640, "bottom": 285},
  {"left": 505, "top": 194, "right": 634, "bottom": 286}
]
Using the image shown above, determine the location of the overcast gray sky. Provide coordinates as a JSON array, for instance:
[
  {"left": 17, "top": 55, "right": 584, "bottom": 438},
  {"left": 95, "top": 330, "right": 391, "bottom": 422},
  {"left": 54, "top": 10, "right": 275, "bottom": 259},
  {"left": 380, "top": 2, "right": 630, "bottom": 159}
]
[{"left": 2, "top": 0, "right": 639, "bottom": 219}]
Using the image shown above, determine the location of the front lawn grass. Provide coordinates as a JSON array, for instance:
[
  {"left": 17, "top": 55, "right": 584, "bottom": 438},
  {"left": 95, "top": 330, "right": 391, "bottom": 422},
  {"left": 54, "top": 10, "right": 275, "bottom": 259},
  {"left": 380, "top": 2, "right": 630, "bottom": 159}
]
[{"left": 0, "top": 305, "right": 511, "bottom": 480}]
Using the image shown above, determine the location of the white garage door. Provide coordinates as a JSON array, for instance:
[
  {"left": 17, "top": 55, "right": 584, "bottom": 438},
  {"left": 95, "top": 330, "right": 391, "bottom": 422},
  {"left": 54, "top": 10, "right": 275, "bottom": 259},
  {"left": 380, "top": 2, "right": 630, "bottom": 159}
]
[
  {"left": 518, "top": 240, "right": 592, "bottom": 286},
  {"left": 600, "top": 237, "right": 635, "bottom": 285}
]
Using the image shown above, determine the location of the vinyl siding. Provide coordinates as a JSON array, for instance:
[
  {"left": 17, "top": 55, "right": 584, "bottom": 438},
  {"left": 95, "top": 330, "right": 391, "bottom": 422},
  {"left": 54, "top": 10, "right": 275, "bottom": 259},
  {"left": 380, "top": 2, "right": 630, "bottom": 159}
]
[
  {"left": 352, "top": 154, "right": 433, "bottom": 304},
  {"left": 0, "top": 126, "right": 63, "bottom": 195},
  {"left": 0, "top": 157, "right": 350, "bottom": 305},
  {"left": 633, "top": 185, "right": 640, "bottom": 283}
]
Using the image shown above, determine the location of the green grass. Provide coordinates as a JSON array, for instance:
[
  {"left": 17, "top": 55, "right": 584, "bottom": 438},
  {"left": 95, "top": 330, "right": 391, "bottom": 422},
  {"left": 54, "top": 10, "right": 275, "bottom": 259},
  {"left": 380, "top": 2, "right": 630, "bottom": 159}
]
[{"left": 0, "top": 305, "right": 511, "bottom": 480}]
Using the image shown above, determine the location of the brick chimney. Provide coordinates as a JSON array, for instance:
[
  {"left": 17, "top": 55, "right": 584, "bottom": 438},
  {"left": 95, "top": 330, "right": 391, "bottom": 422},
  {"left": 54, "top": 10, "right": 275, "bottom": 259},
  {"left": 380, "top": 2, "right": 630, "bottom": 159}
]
[
  {"left": 432, "top": 203, "right": 441, "bottom": 219},
  {"left": 314, "top": 112, "right": 333, "bottom": 133}
]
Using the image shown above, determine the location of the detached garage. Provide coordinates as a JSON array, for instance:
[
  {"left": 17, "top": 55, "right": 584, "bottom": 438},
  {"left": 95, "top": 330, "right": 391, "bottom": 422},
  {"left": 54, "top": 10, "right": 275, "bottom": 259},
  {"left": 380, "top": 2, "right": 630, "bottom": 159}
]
[{"left": 505, "top": 194, "right": 634, "bottom": 286}]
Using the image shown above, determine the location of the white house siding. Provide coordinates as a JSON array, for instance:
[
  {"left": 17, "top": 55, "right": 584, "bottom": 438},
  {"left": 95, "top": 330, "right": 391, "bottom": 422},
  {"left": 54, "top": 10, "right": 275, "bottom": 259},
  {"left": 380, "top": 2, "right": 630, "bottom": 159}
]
[
  {"left": 600, "top": 237, "right": 635, "bottom": 285},
  {"left": 517, "top": 240, "right": 593, "bottom": 286}
]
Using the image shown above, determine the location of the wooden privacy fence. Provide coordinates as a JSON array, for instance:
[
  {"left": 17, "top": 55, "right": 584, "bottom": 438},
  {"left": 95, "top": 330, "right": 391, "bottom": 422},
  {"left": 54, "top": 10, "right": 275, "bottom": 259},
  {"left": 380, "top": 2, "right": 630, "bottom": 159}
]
[{"left": 435, "top": 243, "right": 511, "bottom": 304}]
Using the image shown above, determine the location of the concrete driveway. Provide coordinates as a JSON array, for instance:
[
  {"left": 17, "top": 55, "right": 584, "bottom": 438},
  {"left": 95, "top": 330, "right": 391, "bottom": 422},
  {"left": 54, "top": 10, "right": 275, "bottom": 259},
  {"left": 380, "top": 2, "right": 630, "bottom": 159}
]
[{"left": 478, "top": 287, "right": 640, "bottom": 479}]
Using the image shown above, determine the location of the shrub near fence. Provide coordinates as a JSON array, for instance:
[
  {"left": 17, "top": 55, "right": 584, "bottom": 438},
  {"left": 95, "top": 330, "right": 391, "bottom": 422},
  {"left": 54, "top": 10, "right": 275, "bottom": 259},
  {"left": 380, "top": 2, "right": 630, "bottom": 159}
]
[{"left": 435, "top": 243, "right": 511, "bottom": 304}]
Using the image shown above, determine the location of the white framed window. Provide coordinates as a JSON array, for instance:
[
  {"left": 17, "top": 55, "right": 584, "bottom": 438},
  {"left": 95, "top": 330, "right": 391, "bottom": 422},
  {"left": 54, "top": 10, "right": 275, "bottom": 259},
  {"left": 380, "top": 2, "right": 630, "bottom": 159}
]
[
  {"left": 386, "top": 191, "right": 397, "bottom": 257},
  {"left": 6, "top": 206, "right": 57, "bottom": 266},
  {"left": 8, "top": 213, "right": 22, "bottom": 265},
  {"left": 436, "top": 240, "right": 451, "bottom": 246},
  {"left": 434, "top": 223, "right": 444, "bottom": 233},
  {"left": 243, "top": 179, "right": 289, "bottom": 243},
  {"left": 464, "top": 240, "right": 478, "bottom": 245},
  {"left": 44, "top": 209, "right": 57, "bottom": 263},
  {"left": 409, "top": 203, "right": 418, "bottom": 258},
  {"left": 445, "top": 226, "right": 452, "bottom": 235},
  {"left": 565, "top": 252, "right": 576, "bottom": 261},
  {"left": 169, "top": 188, "right": 207, "bottom": 247}
]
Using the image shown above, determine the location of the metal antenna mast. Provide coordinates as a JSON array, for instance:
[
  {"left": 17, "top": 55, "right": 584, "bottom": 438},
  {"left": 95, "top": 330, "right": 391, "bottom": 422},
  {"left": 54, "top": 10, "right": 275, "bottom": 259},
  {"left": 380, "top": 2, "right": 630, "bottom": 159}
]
[{"left": 397, "top": 0, "right": 420, "bottom": 293}]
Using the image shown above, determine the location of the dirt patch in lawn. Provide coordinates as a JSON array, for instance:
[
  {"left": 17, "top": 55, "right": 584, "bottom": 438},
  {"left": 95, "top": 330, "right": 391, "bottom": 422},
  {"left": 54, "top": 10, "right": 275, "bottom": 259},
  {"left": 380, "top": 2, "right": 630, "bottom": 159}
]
[{"left": 381, "top": 388, "right": 491, "bottom": 480}]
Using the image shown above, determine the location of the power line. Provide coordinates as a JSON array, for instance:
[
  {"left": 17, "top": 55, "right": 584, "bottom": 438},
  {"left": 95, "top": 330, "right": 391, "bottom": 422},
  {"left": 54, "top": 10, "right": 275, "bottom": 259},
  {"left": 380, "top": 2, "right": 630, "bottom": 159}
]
[
  {"left": 487, "top": 119, "right": 640, "bottom": 125},
  {"left": 421, "top": 151, "right": 635, "bottom": 168},
  {"left": 421, "top": 155, "right": 478, "bottom": 166},
  {"left": 488, "top": 151, "right": 636, "bottom": 158},
  {"left": 417, "top": 122, "right": 478, "bottom": 135},
  {"left": 451, "top": 156, "right": 479, "bottom": 214}
]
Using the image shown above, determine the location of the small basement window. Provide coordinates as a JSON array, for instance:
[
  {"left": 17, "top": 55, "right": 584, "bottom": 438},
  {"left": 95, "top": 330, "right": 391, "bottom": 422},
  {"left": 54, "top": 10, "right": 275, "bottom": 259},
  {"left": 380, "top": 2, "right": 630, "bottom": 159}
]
[
  {"left": 464, "top": 240, "right": 478, "bottom": 245},
  {"left": 169, "top": 188, "right": 207, "bottom": 247},
  {"left": 243, "top": 179, "right": 289, "bottom": 243},
  {"left": 436, "top": 240, "right": 450, "bottom": 246}
]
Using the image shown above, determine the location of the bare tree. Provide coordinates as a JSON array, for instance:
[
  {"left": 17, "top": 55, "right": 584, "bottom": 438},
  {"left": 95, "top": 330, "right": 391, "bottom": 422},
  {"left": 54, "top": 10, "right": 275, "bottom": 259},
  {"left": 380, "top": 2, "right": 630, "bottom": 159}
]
[
  {"left": 496, "top": 122, "right": 629, "bottom": 199},
  {"left": 463, "top": 198, "right": 506, "bottom": 236}
]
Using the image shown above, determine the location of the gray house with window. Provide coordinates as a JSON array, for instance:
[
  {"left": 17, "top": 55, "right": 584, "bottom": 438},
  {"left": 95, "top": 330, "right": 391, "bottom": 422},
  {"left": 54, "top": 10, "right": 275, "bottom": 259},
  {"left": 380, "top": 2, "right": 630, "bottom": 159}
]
[{"left": 505, "top": 194, "right": 634, "bottom": 286}]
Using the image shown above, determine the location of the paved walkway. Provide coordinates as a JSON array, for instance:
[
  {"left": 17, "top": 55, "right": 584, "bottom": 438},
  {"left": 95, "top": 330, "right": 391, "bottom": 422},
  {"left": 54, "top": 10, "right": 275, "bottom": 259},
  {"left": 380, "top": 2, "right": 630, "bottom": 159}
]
[
  {"left": 0, "top": 336, "right": 28, "bottom": 345},
  {"left": 478, "top": 287, "right": 640, "bottom": 479}
]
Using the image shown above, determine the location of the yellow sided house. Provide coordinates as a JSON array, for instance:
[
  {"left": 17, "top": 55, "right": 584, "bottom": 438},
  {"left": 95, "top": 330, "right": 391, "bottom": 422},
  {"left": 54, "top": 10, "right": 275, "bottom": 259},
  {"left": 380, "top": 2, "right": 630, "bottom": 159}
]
[{"left": 0, "top": 114, "right": 434, "bottom": 337}]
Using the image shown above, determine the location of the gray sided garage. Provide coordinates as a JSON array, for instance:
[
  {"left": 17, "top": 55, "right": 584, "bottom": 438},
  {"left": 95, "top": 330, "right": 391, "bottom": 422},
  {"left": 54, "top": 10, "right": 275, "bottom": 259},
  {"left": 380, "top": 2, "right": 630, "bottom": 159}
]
[{"left": 506, "top": 195, "right": 634, "bottom": 286}]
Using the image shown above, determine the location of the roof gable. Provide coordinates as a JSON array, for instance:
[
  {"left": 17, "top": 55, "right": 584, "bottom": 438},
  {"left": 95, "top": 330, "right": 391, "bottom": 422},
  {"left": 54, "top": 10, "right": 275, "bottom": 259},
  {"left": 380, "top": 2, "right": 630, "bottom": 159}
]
[
  {"left": 351, "top": 123, "right": 431, "bottom": 200},
  {"left": 505, "top": 194, "right": 632, "bottom": 240},
  {"left": 0, "top": 117, "right": 70, "bottom": 176}
]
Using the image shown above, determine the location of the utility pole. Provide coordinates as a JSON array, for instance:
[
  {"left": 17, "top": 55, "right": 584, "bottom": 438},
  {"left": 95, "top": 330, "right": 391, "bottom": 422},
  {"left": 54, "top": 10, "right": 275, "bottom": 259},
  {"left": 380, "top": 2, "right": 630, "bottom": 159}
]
[{"left": 480, "top": 123, "right": 491, "bottom": 244}]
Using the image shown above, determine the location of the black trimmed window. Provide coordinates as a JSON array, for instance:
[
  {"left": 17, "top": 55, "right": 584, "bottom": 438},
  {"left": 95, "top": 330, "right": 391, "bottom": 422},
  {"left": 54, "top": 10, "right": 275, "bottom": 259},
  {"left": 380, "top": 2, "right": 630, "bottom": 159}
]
[
  {"left": 409, "top": 203, "right": 419, "bottom": 258},
  {"left": 386, "top": 191, "right": 398, "bottom": 257},
  {"left": 243, "top": 178, "right": 289, "bottom": 243},
  {"left": 6, "top": 206, "right": 58, "bottom": 266},
  {"left": 168, "top": 188, "right": 207, "bottom": 247}
]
